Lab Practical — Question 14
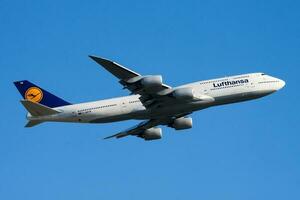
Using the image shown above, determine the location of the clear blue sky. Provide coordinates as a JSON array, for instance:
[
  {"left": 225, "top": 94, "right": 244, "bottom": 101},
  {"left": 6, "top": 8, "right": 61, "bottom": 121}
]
[{"left": 1, "top": 0, "right": 299, "bottom": 199}]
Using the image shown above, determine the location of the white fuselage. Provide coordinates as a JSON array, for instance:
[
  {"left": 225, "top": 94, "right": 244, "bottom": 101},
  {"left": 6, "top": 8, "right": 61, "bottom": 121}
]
[{"left": 28, "top": 73, "right": 285, "bottom": 123}]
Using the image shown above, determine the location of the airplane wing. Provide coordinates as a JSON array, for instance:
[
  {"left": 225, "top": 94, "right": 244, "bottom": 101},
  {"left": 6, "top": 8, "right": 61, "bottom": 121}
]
[
  {"left": 103, "top": 113, "right": 190, "bottom": 140},
  {"left": 103, "top": 119, "right": 162, "bottom": 139},
  {"left": 89, "top": 55, "right": 173, "bottom": 108}
]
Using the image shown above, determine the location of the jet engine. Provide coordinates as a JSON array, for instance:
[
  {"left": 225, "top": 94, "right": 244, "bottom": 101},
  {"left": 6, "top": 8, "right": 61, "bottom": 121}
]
[
  {"left": 141, "top": 75, "right": 163, "bottom": 88},
  {"left": 172, "top": 88, "right": 195, "bottom": 100},
  {"left": 170, "top": 117, "right": 193, "bottom": 130},
  {"left": 139, "top": 127, "right": 162, "bottom": 141}
]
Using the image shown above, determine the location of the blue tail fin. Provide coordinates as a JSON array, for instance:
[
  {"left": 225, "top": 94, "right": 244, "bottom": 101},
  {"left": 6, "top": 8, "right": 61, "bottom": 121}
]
[{"left": 14, "top": 80, "right": 71, "bottom": 108}]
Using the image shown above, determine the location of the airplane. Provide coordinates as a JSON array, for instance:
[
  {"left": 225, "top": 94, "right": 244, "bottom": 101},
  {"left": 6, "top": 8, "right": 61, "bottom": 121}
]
[{"left": 14, "top": 55, "right": 285, "bottom": 141}]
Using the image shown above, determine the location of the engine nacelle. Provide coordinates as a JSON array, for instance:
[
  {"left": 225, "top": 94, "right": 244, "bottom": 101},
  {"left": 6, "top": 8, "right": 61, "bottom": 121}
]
[
  {"left": 140, "top": 127, "right": 162, "bottom": 141},
  {"left": 141, "top": 75, "right": 163, "bottom": 88},
  {"left": 172, "top": 88, "right": 195, "bottom": 100},
  {"left": 171, "top": 117, "right": 193, "bottom": 130}
]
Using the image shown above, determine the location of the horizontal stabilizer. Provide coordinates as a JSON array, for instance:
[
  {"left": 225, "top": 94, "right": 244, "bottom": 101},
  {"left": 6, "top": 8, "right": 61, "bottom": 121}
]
[
  {"left": 25, "top": 120, "right": 43, "bottom": 128},
  {"left": 21, "top": 100, "right": 60, "bottom": 117}
]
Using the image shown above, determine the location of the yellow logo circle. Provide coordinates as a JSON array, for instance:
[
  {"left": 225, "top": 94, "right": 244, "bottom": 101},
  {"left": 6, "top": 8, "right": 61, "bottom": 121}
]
[{"left": 25, "top": 87, "right": 43, "bottom": 103}]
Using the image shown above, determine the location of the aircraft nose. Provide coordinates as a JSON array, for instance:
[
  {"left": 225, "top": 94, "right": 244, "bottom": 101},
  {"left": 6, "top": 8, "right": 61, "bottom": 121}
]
[{"left": 277, "top": 79, "right": 286, "bottom": 90}]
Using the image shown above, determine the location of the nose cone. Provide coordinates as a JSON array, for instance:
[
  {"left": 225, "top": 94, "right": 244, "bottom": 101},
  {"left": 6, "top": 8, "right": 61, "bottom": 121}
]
[
  {"left": 277, "top": 79, "right": 286, "bottom": 90},
  {"left": 279, "top": 80, "right": 285, "bottom": 89}
]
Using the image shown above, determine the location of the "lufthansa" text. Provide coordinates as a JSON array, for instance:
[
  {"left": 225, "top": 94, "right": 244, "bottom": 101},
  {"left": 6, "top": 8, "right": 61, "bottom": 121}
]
[{"left": 213, "top": 79, "right": 249, "bottom": 87}]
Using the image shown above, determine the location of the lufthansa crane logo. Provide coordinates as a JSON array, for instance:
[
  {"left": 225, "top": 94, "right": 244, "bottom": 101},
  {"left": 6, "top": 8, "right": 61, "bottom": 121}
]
[{"left": 25, "top": 87, "right": 43, "bottom": 103}]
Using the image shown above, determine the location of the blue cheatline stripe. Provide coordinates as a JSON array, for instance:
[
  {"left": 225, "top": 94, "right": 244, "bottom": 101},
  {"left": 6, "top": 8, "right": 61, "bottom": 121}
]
[{"left": 14, "top": 80, "right": 72, "bottom": 108}]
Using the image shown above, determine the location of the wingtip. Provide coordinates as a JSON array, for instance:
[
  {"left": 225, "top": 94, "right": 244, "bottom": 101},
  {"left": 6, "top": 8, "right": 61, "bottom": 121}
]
[
  {"left": 103, "top": 133, "right": 125, "bottom": 140},
  {"left": 89, "top": 55, "right": 106, "bottom": 60},
  {"left": 96, "top": 137, "right": 107, "bottom": 141},
  {"left": 88, "top": 55, "right": 97, "bottom": 59},
  {"left": 89, "top": 55, "right": 111, "bottom": 63},
  {"left": 88, "top": 55, "right": 100, "bottom": 61},
  {"left": 103, "top": 136, "right": 115, "bottom": 140}
]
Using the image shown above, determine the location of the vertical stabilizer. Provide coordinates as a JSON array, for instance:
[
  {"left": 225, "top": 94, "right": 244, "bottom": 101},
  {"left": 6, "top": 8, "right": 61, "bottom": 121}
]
[{"left": 14, "top": 80, "right": 71, "bottom": 108}]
